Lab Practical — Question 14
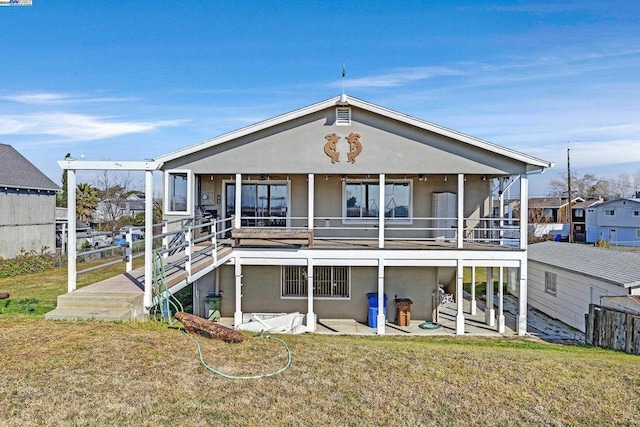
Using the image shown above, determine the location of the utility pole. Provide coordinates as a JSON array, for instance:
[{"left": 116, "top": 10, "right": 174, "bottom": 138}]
[{"left": 567, "top": 147, "right": 573, "bottom": 243}]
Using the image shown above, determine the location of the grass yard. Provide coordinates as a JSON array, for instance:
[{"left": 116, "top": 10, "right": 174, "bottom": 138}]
[{"left": 1, "top": 265, "right": 639, "bottom": 425}]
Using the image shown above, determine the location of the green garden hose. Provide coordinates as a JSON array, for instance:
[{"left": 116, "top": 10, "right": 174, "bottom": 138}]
[
  {"left": 181, "top": 330, "right": 292, "bottom": 380},
  {"left": 419, "top": 321, "right": 442, "bottom": 330}
]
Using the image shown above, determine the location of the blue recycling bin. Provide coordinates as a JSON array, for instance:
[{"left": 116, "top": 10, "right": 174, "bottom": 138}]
[{"left": 366, "top": 292, "right": 387, "bottom": 328}]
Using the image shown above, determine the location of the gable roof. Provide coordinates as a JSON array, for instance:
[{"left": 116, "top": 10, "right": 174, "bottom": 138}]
[
  {"left": 591, "top": 197, "right": 640, "bottom": 208},
  {"left": 0, "top": 144, "right": 59, "bottom": 192},
  {"left": 527, "top": 197, "right": 584, "bottom": 209},
  {"left": 154, "top": 94, "right": 553, "bottom": 171},
  {"left": 528, "top": 241, "right": 640, "bottom": 288}
]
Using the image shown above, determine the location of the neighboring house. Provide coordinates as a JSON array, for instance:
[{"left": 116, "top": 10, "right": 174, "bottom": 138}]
[
  {"left": 0, "top": 144, "right": 59, "bottom": 258},
  {"left": 570, "top": 199, "right": 601, "bottom": 242},
  {"left": 528, "top": 241, "right": 640, "bottom": 332},
  {"left": 585, "top": 197, "right": 640, "bottom": 245},
  {"left": 94, "top": 195, "right": 146, "bottom": 226},
  {"left": 522, "top": 197, "right": 583, "bottom": 240},
  {"left": 57, "top": 94, "right": 552, "bottom": 334}
]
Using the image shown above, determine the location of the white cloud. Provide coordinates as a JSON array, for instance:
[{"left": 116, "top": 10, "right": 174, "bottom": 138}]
[
  {"left": 2, "top": 92, "right": 138, "bottom": 105},
  {"left": 0, "top": 112, "right": 189, "bottom": 141},
  {"left": 335, "top": 67, "right": 464, "bottom": 89}
]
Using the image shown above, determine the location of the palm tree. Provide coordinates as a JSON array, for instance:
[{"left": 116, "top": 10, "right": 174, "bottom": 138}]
[{"left": 76, "top": 183, "right": 98, "bottom": 224}]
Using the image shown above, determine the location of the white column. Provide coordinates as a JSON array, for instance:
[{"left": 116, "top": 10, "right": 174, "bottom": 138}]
[
  {"left": 517, "top": 259, "right": 528, "bottom": 336},
  {"left": 376, "top": 258, "right": 386, "bottom": 334},
  {"left": 234, "top": 173, "right": 242, "bottom": 229},
  {"left": 143, "top": 170, "right": 154, "bottom": 310},
  {"left": 498, "top": 266, "right": 505, "bottom": 333},
  {"left": 308, "top": 173, "right": 314, "bottom": 233},
  {"left": 378, "top": 173, "right": 385, "bottom": 248},
  {"left": 67, "top": 169, "right": 76, "bottom": 293},
  {"left": 485, "top": 267, "right": 495, "bottom": 326},
  {"left": 457, "top": 173, "right": 464, "bottom": 249},
  {"left": 520, "top": 174, "right": 528, "bottom": 250},
  {"left": 470, "top": 266, "right": 477, "bottom": 315},
  {"left": 306, "top": 257, "right": 316, "bottom": 332},
  {"left": 455, "top": 260, "right": 465, "bottom": 335},
  {"left": 499, "top": 178, "right": 505, "bottom": 246},
  {"left": 234, "top": 256, "right": 243, "bottom": 327}
]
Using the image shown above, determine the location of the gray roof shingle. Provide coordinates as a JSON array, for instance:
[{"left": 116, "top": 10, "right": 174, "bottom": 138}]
[
  {"left": 0, "top": 144, "right": 59, "bottom": 191},
  {"left": 528, "top": 241, "right": 640, "bottom": 288}
]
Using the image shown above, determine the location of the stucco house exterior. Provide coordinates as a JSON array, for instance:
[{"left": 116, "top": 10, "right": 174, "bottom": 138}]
[
  {"left": 0, "top": 144, "right": 59, "bottom": 259},
  {"left": 585, "top": 197, "right": 640, "bottom": 245},
  {"left": 528, "top": 241, "right": 640, "bottom": 332},
  {"left": 56, "top": 95, "right": 552, "bottom": 335}
]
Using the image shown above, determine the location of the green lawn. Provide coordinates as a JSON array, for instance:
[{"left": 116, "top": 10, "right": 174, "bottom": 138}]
[{"left": 1, "top": 265, "right": 639, "bottom": 425}]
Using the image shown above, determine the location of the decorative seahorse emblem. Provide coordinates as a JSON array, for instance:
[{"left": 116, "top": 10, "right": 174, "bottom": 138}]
[
  {"left": 346, "top": 132, "right": 362, "bottom": 164},
  {"left": 324, "top": 132, "right": 340, "bottom": 163}
]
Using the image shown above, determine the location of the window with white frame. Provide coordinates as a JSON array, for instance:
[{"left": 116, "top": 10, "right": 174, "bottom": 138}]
[
  {"left": 545, "top": 272, "right": 557, "bottom": 296},
  {"left": 281, "top": 266, "right": 350, "bottom": 298},
  {"left": 604, "top": 209, "right": 615, "bottom": 216},
  {"left": 165, "top": 170, "right": 191, "bottom": 214},
  {"left": 344, "top": 180, "right": 411, "bottom": 221}
]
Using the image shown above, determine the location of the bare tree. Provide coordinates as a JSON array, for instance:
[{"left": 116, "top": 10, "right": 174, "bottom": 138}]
[
  {"left": 608, "top": 173, "right": 632, "bottom": 198},
  {"left": 94, "top": 171, "right": 142, "bottom": 231},
  {"left": 548, "top": 171, "right": 608, "bottom": 199}
]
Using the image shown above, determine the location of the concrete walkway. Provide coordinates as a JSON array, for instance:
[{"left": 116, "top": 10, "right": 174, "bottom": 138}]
[{"left": 219, "top": 295, "right": 584, "bottom": 342}]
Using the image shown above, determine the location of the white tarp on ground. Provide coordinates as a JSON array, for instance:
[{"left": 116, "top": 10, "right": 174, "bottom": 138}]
[
  {"left": 529, "top": 223, "right": 568, "bottom": 238},
  {"left": 236, "top": 312, "right": 306, "bottom": 334}
]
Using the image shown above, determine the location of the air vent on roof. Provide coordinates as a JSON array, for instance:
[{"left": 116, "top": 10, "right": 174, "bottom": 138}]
[{"left": 336, "top": 107, "right": 351, "bottom": 126}]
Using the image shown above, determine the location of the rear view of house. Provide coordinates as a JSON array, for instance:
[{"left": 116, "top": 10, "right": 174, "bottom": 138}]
[
  {"left": 0, "top": 144, "right": 59, "bottom": 258},
  {"left": 56, "top": 95, "right": 552, "bottom": 335}
]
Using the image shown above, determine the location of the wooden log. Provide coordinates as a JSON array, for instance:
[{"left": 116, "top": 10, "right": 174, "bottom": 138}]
[
  {"left": 175, "top": 312, "right": 244, "bottom": 343},
  {"left": 0, "top": 293, "right": 9, "bottom": 300}
]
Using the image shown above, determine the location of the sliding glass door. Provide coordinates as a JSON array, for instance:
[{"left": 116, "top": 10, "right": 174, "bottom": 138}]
[{"left": 225, "top": 183, "right": 288, "bottom": 227}]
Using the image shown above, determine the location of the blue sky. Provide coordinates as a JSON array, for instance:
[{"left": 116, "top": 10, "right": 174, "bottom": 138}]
[{"left": 1, "top": 1, "right": 639, "bottom": 196}]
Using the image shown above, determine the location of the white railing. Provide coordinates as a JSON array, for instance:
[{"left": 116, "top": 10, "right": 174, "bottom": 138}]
[{"left": 223, "top": 215, "right": 521, "bottom": 247}]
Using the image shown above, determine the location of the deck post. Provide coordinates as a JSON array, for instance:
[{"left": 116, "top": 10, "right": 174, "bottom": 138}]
[
  {"left": 308, "top": 173, "right": 314, "bottom": 233},
  {"left": 517, "top": 259, "right": 528, "bottom": 335},
  {"left": 161, "top": 220, "right": 168, "bottom": 259},
  {"left": 485, "top": 266, "right": 495, "bottom": 326},
  {"left": 519, "top": 174, "right": 528, "bottom": 250},
  {"left": 125, "top": 227, "right": 133, "bottom": 272},
  {"left": 212, "top": 219, "right": 217, "bottom": 263},
  {"left": 185, "top": 226, "right": 192, "bottom": 279},
  {"left": 498, "top": 266, "right": 505, "bottom": 333},
  {"left": 306, "top": 257, "right": 316, "bottom": 332},
  {"left": 376, "top": 258, "right": 386, "bottom": 334},
  {"left": 378, "top": 174, "right": 385, "bottom": 248},
  {"left": 234, "top": 256, "right": 243, "bottom": 327},
  {"left": 234, "top": 173, "right": 242, "bottom": 230},
  {"left": 455, "top": 260, "right": 465, "bottom": 335},
  {"left": 143, "top": 169, "right": 154, "bottom": 310},
  {"left": 470, "top": 266, "right": 477, "bottom": 315},
  {"left": 67, "top": 168, "right": 77, "bottom": 293},
  {"left": 457, "top": 173, "right": 464, "bottom": 249}
]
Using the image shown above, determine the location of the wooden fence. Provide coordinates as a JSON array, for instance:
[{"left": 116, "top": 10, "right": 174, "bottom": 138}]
[{"left": 585, "top": 304, "right": 640, "bottom": 355}]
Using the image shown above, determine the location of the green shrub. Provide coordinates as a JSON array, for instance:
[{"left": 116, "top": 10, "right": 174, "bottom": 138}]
[{"left": 0, "top": 249, "right": 56, "bottom": 278}]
